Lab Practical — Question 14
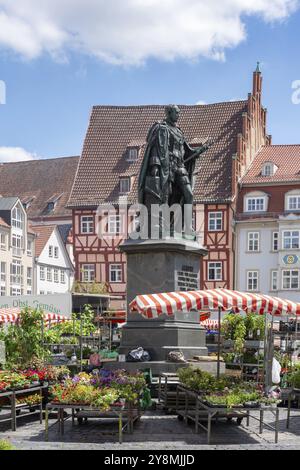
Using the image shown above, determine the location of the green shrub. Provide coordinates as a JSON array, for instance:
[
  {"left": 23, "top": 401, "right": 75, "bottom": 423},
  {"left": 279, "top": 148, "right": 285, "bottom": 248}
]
[{"left": 0, "top": 440, "right": 15, "bottom": 450}]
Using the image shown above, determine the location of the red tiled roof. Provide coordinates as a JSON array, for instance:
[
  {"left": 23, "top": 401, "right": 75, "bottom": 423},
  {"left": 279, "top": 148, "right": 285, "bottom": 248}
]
[
  {"left": 0, "top": 217, "right": 9, "bottom": 228},
  {"left": 68, "top": 102, "right": 247, "bottom": 207},
  {"left": 30, "top": 225, "right": 56, "bottom": 257},
  {"left": 242, "top": 145, "right": 300, "bottom": 185},
  {"left": 0, "top": 156, "right": 80, "bottom": 220}
]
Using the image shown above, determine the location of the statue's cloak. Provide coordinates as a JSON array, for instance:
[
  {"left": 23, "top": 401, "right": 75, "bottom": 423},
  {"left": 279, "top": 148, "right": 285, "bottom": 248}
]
[{"left": 138, "top": 121, "right": 196, "bottom": 206}]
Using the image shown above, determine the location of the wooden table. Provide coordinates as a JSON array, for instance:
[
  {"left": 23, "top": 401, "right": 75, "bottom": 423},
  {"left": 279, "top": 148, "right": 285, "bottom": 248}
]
[
  {"left": 176, "top": 385, "right": 280, "bottom": 444},
  {"left": 45, "top": 402, "right": 140, "bottom": 444},
  {"left": 0, "top": 386, "right": 45, "bottom": 431},
  {"left": 286, "top": 388, "right": 300, "bottom": 429}
]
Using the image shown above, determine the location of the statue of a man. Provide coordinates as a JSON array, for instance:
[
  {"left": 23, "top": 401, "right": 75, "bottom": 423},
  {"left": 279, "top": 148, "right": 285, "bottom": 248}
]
[{"left": 138, "top": 105, "right": 212, "bottom": 237}]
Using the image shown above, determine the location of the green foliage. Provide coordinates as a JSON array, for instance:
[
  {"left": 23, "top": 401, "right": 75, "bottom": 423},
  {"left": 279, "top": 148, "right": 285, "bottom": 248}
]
[
  {"left": 49, "top": 305, "right": 96, "bottom": 338},
  {"left": 221, "top": 313, "right": 265, "bottom": 352},
  {"left": 290, "top": 370, "right": 300, "bottom": 389},
  {"left": 0, "top": 440, "right": 15, "bottom": 451},
  {"left": 0, "top": 308, "right": 45, "bottom": 367},
  {"left": 178, "top": 367, "right": 236, "bottom": 393},
  {"left": 73, "top": 280, "right": 108, "bottom": 294}
]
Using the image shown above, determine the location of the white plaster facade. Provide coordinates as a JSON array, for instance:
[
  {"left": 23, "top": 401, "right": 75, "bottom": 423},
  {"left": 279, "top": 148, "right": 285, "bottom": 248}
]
[
  {"left": 236, "top": 208, "right": 300, "bottom": 303},
  {"left": 0, "top": 198, "right": 35, "bottom": 296},
  {"left": 36, "top": 227, "right": 74, "bottom": 295}
]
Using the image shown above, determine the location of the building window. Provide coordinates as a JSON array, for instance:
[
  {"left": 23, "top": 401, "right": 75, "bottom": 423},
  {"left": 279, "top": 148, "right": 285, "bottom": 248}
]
[
  {"left": 247, "top": 232, "right": 260, "bottom": 252},
  {"left": 10, "top": 261, "right": 23, "bottom": 286},
  {"left": 109, "top": 264, "right": 122, "bottom": 283},
  {"left": 49, "top": 246, "right": 53, "bottom": 258},
  {"left": 40, "top": 266, "right": 45, "bottom": 281},
  {"left": 27, "top": 239, "right": 33, "bottom": 256},
  {"left": 81, "top": 216, "right": 94, "bottom": 234},
  {"left": 10, "top": 287, "right": 22, "bottom": 296},
  {"left": 54, "top": 247, "right": 59, "bottom": 259},
  {"left": 287, "top": 195, "right": 300, "bottom": 211},
  {"left": 27, "top": 267, "right": 32, "bottom": 294},
  {"left": 54, "top": 269, "right": 59, "bottom": 283},
  {"left": 12, "top": 206, "right": 23, "bottom": 230},
  {"left": 81, "top": 265, "right": 95, "bottom": 283},
  {"left": 283, "top": 231, "right": 300, "bottom": 250},
  {"left": 47, "top": 267, "right": 52, "bottom": 282},
  {"left": 60, "top": 270, "right": 66, "bottom": 284},
  {"left": 1, "top": 262, "right": 6, "bottom": 283},
  {"left": 27, "top": 267, "right": 32, "bottom": 287},
  {"left": 127, "top": 148, "right": 139, "bottom": 162},
  {"left": 282, "top": 270, "right": 299, "bottom": 290},
  {"left": 246, "top": 197, "right": 266, "bottom": 212},
  {"left": 40, "top": 291, "right": 45, "bottom": 295},
  {"left": 12, "top": 233, "right": 23, "bottom": 257},
  {"left": 0, "top": 233, "right": 6, "bottom": 251},
  {"left": 208, "top": 212, "right": 223, "bottom": 231},
  {"left": 0, "top": 262, "right": 6, "bottom": 296},
  {"left": 272, "top": 232, "right": 279, "bottom": 252},
  {"left": 120, "top": 178, "right": 131, "bottom": 194},
  {"left": 247, "top": 271, "right": 259, "bottom": 291},
  {"left": 271, "top": 271, "right": 278, "bottom": 291},
  {"left": 208, "top": 262, "right": 222, "bottom": 281},
  {"left": 108, "top": 215, "right": 122, "bottom": 235},
  {"left": 262, "top": 163, "right": 276, "bottom": 177}
]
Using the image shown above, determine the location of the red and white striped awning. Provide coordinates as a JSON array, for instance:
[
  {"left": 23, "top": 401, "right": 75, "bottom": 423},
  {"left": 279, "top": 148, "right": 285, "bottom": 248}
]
[
  {"left": 0, "top": 309, "right": 69, "bottom": 324},
  {"left": 130, "top": 288, "right": 300, "bottom": 319}
]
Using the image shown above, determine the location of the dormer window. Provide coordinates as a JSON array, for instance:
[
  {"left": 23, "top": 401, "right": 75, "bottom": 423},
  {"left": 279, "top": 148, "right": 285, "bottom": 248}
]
[
  {"left": 44, "top": 193, "right": 62, "bottom": 215},
  {"left": 261, "top": 162, "right": 277, "bottom": 177},
  {"left": 120, "top": 177, "right": 131, "bottom": 194},
  {"left": 127, "top": 148, "right": 139, "bottom": 162},
  {"left": 22, "top": 196, "right": 35, "bottom": 211}
]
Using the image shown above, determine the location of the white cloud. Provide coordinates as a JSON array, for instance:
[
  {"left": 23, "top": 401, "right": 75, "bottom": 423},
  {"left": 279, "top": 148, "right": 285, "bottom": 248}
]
[
  {"left": 0, "top": 0, "right": 298, "bottom": 65},
  {"left": 0, "top": 147, "right": 37, "bottom": 163},
  {"left": 196, "top": 100, "right": 207, "bottom": 105}
]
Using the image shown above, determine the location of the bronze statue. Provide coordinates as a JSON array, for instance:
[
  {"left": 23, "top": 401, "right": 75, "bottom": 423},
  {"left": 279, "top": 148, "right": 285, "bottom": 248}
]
[{"left": 138, "top": 105, "right": 212, "bottom": 238}]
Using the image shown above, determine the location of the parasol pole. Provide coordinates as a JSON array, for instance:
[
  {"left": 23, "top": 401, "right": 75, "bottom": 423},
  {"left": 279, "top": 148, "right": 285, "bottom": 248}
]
[{"left": 217, "top": 306, "right": 222, "bottom": 380}]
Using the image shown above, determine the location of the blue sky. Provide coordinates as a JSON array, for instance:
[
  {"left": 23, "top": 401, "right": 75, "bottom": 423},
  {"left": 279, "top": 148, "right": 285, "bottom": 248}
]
[{"left": 0, "top": 0, "right": 300, "bottom": 161}]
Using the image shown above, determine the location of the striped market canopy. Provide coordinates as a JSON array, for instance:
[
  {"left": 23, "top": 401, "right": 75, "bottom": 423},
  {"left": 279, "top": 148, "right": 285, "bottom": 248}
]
[
  {"left": 129, "top": 288, "right": 300, "bottom": 320},
  {"left": 0, "top": 309, "right": 68, "bottom": 324}
]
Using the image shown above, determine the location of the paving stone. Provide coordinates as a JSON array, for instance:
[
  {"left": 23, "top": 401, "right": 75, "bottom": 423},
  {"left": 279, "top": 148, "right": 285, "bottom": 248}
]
[{"left": 0, "top": 407, "right": 300, "bottom": 450}]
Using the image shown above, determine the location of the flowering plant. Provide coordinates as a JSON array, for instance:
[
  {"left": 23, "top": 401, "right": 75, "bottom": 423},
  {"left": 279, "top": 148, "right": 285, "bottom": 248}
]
[{"left": 0, "top": 371, "right": 31, "bottom": 391}]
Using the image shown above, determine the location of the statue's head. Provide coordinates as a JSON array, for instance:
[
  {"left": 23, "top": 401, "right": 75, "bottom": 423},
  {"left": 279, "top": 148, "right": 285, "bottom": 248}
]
[{"left": 165, "top": 105, "right": 180, "bottom": 124}]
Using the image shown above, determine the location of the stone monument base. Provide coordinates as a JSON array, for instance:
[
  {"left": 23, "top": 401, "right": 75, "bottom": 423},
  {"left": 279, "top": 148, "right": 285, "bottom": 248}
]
[
  {"left": 119, "top": 237, "right": 209, "bottom": 362},
  {"left": 104, "top": 360, "right": 225, "bottom": 377}
]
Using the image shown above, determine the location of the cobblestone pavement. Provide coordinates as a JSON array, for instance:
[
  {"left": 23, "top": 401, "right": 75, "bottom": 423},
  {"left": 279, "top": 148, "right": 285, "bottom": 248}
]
[{"left": 0, "top": 407, "right": 300, "bottom": 450}]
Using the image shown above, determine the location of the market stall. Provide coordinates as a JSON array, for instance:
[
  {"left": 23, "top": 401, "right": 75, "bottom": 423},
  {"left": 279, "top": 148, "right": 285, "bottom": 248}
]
[{"left": 130, "top": 288, "right": 300, "bottom": 384}]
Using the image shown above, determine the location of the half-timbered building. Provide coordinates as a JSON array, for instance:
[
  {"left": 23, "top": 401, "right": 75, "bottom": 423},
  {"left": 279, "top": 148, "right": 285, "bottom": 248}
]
[{"left": 68, "top": 66, "right": 270, "bottom": 309}]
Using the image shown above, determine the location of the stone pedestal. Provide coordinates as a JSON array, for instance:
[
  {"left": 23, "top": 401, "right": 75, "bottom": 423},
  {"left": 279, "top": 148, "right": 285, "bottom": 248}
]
[{"left": 118, "top": 238, "right": 208, "bottom": 361}]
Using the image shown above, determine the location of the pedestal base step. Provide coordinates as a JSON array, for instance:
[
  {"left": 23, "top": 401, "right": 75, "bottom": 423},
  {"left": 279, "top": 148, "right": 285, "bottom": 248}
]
[{"left": 103, "top": 360, "right": 225, "bottom": 376}]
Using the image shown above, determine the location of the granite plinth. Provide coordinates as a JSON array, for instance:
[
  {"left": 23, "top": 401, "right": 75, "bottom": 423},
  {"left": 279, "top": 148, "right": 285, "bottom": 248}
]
[
  {"left": 119, "top": 237, "right": 208, "bottom": 361},
  {"left": 104, "top": 360, "right": 224, "bottom": 376}
]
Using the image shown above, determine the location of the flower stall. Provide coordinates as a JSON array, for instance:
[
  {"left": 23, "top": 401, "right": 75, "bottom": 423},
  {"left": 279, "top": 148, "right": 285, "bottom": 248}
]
[
  {"left": 45, "top": 369, "right": 150, "bottom": 443},
  {"left": 175, "top": 367, "right": 281, "bottom": 444},
  {"left": 0, "top": 365, "right": 70, "bottom": 431},
  {"left": 130, "top": 288, "right": 300, "bottom": 386}
]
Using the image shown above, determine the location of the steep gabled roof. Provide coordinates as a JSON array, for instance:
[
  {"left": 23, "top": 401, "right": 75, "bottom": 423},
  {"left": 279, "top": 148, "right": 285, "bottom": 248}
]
[
  {"left": 0, "top": 196, "right": 19, "bottom": 211},
  {"left": 68, "top": 102, "right": 247, "bottom": 207},
  {"left": 30, "top": 225, "right": 56, "bottom": 257},
  {"left": 242, "top": 145, "right": 300, "bottom": 185},
  {"left": 0, "top": 156, "right": 80, "bottom": 220}
]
